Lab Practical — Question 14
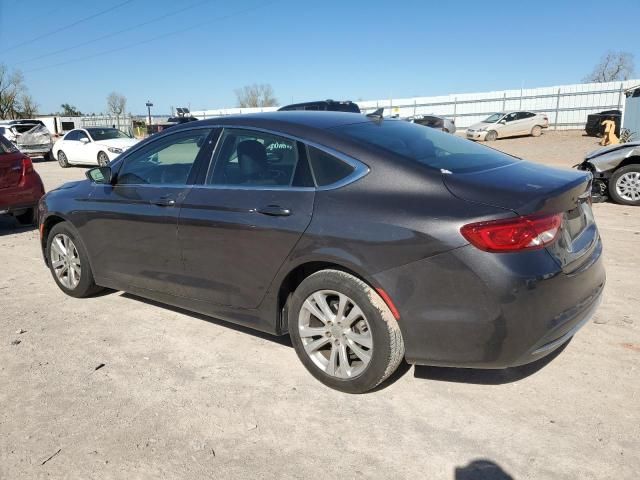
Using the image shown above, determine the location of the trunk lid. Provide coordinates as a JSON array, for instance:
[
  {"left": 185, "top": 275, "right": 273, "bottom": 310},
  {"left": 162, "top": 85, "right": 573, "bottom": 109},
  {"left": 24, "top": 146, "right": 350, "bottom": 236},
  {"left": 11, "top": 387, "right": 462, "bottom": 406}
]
[
  {"left": 0, "top": 152, "right": 24, "bottom": 189},
  {"left": 444, "top": 161, "right": 598, "bottom": 272}
]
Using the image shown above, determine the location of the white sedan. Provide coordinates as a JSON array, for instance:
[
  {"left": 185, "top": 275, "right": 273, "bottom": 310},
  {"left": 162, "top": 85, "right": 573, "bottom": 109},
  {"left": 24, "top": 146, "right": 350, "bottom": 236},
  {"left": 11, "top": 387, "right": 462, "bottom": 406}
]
[{"left": 52, "top": 128, "right": 139, "bottom": 167}]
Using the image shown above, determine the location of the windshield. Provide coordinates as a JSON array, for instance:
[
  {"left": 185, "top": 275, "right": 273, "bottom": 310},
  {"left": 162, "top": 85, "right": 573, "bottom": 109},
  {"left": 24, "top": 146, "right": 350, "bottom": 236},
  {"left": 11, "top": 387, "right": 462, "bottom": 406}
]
[
  {"left": 87, "top": 128, "right": 130, "bottom": 141},
  {"left": 334, "top": 120, "right": 517, "bottom": 173},
  {"left": 482, "top": 113, "right": 504, "bottom": 123}
]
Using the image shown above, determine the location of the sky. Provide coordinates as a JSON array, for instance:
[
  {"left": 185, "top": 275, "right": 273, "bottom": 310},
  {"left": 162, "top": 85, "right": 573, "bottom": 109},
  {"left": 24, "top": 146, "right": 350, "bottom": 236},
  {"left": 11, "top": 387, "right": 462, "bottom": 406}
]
[{"left": 1, "top": 0, "right": 639, "bottom": 115}]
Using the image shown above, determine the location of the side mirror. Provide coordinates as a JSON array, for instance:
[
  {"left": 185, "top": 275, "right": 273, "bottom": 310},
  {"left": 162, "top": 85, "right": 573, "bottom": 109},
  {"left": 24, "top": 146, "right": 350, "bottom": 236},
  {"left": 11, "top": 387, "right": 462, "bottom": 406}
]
[
  {"left": 80, "top": 137, "right": 90, "bottom": 144},
  {"left": 86, "top": 166, "right": 113, "bottom": 184},
  {"left": 499, "top": 120, "right": 507, "bottom": 124}
]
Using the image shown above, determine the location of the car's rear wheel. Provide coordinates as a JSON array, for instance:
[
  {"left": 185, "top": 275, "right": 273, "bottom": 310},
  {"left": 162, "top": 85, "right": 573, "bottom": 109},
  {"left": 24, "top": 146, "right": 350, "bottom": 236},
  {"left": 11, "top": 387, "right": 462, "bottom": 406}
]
[
  {"left": 97, "top": 151, "right": 109, "bottom": 166},
  {"left": 288, "top": 269, "right": 404, "bottom": 393},
  {"left": 609, "top": 165, "right": 640, "bottom": 206},
  {"left": 485, "top": 130, "right": 498, "bottom": 142},
  {"left": 57, "top": 151, "right": 69, "bottom": 168},
  {"left": 531, "top": 125, "right": 543, "bottom": 137},
  {"left": 46, "top": 222, "right": 103, "bottom": 298},
  {"left": 15, "top": 208, "right": 37, "bottom": 225}
]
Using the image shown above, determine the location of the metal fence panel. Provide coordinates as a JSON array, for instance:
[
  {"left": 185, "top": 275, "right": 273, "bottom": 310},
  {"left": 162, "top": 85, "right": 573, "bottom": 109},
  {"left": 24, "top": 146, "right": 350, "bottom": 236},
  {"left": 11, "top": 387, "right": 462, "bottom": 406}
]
[{"left": 191, "top": 80, "right": 640, "bottom": 130}]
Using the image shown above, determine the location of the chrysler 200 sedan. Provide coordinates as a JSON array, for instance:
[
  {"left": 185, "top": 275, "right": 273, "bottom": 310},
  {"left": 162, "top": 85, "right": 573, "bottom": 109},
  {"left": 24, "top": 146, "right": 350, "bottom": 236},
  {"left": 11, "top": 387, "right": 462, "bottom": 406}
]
[{"left": 38, "top": 111, "right": 605, "bottom": 393}]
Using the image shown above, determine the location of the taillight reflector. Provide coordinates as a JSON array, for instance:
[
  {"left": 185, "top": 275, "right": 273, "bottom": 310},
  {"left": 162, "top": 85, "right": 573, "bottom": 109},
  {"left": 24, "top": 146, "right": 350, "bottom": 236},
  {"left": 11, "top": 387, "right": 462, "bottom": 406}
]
[
  {"left": 22, "top": 156, "right": 34, "bottom": 175},
  {"left": 461, "top": 213, "right": 563, "bottom": 253}
]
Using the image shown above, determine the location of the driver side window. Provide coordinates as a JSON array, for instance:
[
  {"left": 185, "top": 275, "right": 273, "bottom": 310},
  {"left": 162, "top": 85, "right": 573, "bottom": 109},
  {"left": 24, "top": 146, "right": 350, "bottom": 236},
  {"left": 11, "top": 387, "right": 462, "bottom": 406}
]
[{"left": 117, "top": 129, "right": 212, "bottom": 186}]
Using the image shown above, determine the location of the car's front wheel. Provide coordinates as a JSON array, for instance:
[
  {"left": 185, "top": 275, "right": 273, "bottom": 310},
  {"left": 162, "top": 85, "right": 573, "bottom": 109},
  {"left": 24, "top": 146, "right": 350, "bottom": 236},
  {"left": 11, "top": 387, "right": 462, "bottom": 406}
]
[
  {"left": 609, "top": 165, "right": 640, "bottom": 206},
  {"left": 97, "top": 151, "right": 110, "bottom": 166},
  {"left": 46, "top": 222, "right": 104, "bottom": 298},
  {"left": 288, "top": 270, "right": 405, "bottom": 393},
  {"left": 484, "top": 130, "right": 498, "bottom": 142}
]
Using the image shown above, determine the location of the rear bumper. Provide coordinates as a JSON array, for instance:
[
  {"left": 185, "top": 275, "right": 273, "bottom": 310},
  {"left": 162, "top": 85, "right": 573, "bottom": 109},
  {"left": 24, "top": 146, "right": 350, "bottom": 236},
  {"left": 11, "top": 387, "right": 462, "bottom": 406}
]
[
  {"left": 0, "top": 173, "right": 45, "bottom": 213},
  {"left": 373, "top": 239, "right": 605, "bottom": 368}
]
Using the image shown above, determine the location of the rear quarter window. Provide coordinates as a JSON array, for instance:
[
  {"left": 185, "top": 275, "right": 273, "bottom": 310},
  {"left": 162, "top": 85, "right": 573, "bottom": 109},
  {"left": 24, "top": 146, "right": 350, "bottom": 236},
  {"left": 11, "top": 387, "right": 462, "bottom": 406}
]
[
  {"left": 307, "top": 146, "right": 355, "bottom": 186},
  {"left": 335, "top": 120, "right": 517, "bottom": 173}
]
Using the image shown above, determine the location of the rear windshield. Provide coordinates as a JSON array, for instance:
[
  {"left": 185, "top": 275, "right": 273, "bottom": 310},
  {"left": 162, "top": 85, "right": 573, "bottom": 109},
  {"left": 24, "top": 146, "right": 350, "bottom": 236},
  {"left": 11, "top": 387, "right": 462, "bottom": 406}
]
[{"left": 334, "top": 120, "right": 517, "bottom": 173}]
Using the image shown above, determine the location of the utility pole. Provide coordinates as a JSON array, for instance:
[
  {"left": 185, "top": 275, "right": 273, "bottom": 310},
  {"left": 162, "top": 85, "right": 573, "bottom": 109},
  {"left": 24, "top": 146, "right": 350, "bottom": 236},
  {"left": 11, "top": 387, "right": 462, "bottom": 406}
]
[{"left": 145, "top": 100, "right": 153, "bottom": 126}]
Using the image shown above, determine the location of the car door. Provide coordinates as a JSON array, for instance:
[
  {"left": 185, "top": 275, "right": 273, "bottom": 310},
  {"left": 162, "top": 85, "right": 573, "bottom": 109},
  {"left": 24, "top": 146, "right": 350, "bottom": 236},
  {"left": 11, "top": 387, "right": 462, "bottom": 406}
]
[
  {"left": 61, "top": 130, "right": 84, "bottom": 163},
  {"left": 177, "top": 127, "right": 315, "bottom": 309},
  {"left": 515, "top": 111, "right": 535, "bottom": 135},
  {"left": 499, "top": 112, "right": 519, "bottom": 137},
  {"left": 80, "top": 127, "right": 216, "bottom": 293}
]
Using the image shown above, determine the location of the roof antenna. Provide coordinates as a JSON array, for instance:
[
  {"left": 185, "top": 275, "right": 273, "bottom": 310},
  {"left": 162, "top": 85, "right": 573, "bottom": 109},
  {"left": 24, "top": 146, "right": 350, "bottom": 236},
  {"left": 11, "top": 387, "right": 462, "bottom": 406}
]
[{"left": 366, "top": 107, "right": 384, "bottom": 121}]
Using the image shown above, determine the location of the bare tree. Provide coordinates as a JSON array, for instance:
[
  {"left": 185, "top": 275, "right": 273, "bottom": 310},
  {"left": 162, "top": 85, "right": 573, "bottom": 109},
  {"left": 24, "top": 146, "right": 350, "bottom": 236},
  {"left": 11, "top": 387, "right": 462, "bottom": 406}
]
[
  {"left": 583, "top": 51, "right": 635, "bottom": 83},
  {"left": 106, "top": 92, "right": 127, "bottom": 116},
  {"left": 235, "top": 83, "right": 277, "bottom": 108},
  {"left": 0, "top": 64, "right": 25, "bottom": 120},
  {"left": 18, "top": 94, "right": 38, "bottom": 118}
]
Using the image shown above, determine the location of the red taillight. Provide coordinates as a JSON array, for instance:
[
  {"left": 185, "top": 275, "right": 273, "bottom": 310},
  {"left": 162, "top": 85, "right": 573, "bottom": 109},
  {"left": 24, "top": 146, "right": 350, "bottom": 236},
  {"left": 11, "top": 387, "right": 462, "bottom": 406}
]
[
  {"left": 461, "top": 213, "right": 563, "bottom": 253},
  {"left": 22, "top": 156, "right": 33, "bottom": 175}
]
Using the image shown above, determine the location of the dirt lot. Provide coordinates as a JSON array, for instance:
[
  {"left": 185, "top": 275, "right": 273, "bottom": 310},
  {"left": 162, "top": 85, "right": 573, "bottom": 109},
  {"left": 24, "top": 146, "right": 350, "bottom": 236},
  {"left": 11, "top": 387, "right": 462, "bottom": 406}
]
[{"left": 1, "top": 131, "right": 639, "bottom": 479}]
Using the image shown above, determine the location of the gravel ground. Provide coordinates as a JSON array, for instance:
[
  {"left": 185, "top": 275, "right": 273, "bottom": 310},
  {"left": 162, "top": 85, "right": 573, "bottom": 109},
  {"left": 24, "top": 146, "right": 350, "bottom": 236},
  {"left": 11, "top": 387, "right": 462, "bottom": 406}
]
[{"left": 1, "top": 131, "right": 638, "bottom": 479}]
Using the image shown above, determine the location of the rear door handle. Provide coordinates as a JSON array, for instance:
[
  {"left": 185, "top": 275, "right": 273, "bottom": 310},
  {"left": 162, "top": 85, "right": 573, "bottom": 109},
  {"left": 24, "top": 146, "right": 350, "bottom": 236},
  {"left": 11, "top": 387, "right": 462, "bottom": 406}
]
[
  {"left": 151, "top": 196, "right": 176, "bottom": 207},
  {"left": 256, "top": 205, "right": 291, "bottom": 216}
]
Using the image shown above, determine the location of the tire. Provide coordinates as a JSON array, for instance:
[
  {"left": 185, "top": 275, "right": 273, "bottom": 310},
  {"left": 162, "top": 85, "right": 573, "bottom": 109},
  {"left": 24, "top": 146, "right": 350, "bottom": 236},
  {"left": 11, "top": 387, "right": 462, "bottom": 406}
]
[
  {"left": 484, "top": 130, "right": 498, "bottom": 142},
  {"left": 288, "top": 269, "right": 405, "bottom": 393},
  {"left": 609, "top": 165, "right": 640, "bottom": 206},
  {"left": 57, "top": 151, "right": 69, "bottom": 168},
  {"left": 97, "top": 151, "right": 110, "bottom": 166},
  {"left": 45, "top": 222, "right": 104, "bottom": 298},
  {"left": 531, "top": 125, "right": 543, "bottom": 137},
  {"left": 15, "top": 207, "right": 37, "bottom": 225}
]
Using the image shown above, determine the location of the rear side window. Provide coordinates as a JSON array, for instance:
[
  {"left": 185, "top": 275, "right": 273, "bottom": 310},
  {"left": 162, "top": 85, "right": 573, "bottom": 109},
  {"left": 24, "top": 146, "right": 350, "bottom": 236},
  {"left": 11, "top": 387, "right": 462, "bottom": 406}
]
[
  {"left": 307, "top": 146, "right": 354, "bottom": 186},
  {"left": 65, "top": 130, "right": 80, "bottom": 141},
  {"left": 335, "top": 120, "right": 517, "bottom": 174},
  {"left": 0, "top": 135, "right": 17, "bottom": 153},
  {"left": 208, "top": 129, "right": 300, "bottom": 187}
]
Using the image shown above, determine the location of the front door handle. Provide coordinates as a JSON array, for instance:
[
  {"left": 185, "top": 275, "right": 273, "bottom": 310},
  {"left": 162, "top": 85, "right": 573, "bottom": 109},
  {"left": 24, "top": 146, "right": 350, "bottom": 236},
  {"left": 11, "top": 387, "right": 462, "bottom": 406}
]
[
  {"left": 256, "top": 205, "right": 291, "bottom": 216},
  {"left": 151, "top": 197, "right": 176, "bottom": 207}
]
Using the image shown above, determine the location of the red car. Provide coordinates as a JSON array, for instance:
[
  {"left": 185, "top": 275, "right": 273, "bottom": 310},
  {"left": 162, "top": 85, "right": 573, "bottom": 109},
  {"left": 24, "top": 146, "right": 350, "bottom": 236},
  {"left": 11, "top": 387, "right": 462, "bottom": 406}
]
[{"left": 0, "top": 134, "right": 45, "bottom": 225}]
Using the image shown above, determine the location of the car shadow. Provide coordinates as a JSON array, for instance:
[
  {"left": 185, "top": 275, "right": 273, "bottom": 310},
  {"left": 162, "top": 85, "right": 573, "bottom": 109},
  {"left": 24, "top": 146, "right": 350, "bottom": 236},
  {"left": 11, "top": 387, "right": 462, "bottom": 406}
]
[
  {"left": 454, "top": 459, "right": 514, "bottom": 479},
  {"left": 413, "top": 339, "right": 570, "bottom": 385},
  {"left": 119, "top": 292, "right": 292, "bottom": 347},
  {"left": 117, "top": 291, "right": 568, "bottom": 391},
  {"left": 0, "top": 217, "right": 36, "bottom": 237}
]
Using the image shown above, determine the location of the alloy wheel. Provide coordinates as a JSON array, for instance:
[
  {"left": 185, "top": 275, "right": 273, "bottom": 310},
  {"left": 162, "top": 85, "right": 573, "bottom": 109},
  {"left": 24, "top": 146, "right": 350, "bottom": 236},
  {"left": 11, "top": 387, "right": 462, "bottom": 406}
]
[
  {"left": 98, "top": 152, "right": 109, "bottom": 166},
  {"left": 616, "top": 172, "right": 640, "bottom": 202},
  {"left": 50, "top": 233, "right": 81, "bottom": 289},
  {"left": 298, "top": 290, "right": 373, "bottom": 379}
]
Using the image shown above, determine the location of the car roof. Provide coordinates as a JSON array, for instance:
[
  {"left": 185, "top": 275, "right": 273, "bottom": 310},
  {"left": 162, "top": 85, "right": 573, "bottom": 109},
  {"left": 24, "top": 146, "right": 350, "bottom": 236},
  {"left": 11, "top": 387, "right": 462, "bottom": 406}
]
[{"left": 184, "top": 111, "right": 371, "bottom": 131}]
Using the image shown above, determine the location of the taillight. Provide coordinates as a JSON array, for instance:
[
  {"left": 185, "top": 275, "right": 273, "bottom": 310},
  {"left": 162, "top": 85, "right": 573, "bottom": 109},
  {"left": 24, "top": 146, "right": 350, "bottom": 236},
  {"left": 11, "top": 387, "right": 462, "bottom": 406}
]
[
  {"left": 461, "top": 213, "right": 563, "bottom": 252},
  {"left": 22, "top": 156, "right": 34, "bottom": 175}
]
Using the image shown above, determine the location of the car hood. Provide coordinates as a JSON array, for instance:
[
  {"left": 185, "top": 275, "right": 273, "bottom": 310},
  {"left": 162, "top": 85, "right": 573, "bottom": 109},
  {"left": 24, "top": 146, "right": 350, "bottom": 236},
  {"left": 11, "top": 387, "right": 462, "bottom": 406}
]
[
  {"left": 94, "top": 138, "right": 139, "bottom": 150},
  {"left": 468, "top": 121, "right": 497, "bottom": 131},
  {"left": 585, "top": 141, "right": 640, "bottom": 160}
]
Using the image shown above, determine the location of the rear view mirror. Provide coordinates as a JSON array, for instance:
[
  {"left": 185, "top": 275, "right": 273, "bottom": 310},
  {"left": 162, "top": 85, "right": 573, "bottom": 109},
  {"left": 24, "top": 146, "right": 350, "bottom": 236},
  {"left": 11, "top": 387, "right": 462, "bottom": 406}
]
[
  {"left": 499, "top": 120, "right": 507, "bottom": 124},
  {"left": 80, "top": 137, "right": 90, "bottom": 144},
  {"left": 86, "top": 166, "right": 113, "bottom": 184}
]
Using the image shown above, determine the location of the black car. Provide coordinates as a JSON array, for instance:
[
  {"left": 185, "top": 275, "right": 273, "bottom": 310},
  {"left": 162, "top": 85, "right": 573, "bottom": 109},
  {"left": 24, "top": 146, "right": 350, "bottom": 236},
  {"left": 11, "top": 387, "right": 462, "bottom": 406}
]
[
  {"left": 278, "top": 99, "right": 360, "bottom": 113},
  {"left": 38, "top": 112, "right": 605, "bottom": 393},
  {"left": 585, "top": 109, "right": 621, "bottom": 137}
]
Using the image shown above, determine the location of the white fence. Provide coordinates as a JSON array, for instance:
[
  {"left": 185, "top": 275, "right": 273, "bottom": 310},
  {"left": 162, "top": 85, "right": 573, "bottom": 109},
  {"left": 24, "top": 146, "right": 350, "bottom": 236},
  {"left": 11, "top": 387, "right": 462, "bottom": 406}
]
[{"left": 192, "top": 80, "right": 640, "bottom": 130}]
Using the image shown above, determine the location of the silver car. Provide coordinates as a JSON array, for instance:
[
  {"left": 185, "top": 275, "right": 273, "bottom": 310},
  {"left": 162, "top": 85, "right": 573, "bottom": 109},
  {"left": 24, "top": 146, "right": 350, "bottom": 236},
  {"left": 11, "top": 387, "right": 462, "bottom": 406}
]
[
  {"left": 408, "top": 115, "right": 456, "bottom": 134},
  {"left": 576, "top": 141, "right": 640, "bottom": 206},
  {"left": 466, "top": 111, "right": 549, "bottom": 141}
]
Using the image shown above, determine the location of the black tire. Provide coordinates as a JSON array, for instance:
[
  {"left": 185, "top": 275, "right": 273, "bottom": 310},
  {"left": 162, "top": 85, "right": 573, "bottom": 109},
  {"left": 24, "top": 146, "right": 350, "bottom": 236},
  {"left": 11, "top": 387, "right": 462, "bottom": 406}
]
[
  {"left": 97, "top": 151, "right": 110, "bottom": 166},
  {"left": 609, "top": 165, "right": 640, "bottom": 206},
  {"left": 531, "top": 125, "right": 543, "bottom": 137},
  {"left": 45, "top": 222, "right": 104, "bottom": 298},
  {"left": 485, "top": 130, "right": 498, "bottom": 142},
  {"left": 57, "top": 151, "right": 69, "bottom": 168},
  {"left": 43, "top": 150, "right": 53, "bottom": 162},
  {"left": 288, "top": 269, "right": 405, "bottom": 393},
  {"left": 15, "top": 207, "right": 37, "bottom": 225}
]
